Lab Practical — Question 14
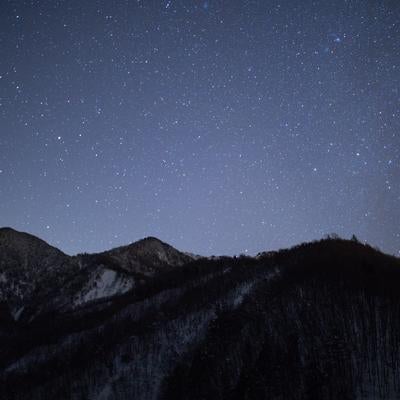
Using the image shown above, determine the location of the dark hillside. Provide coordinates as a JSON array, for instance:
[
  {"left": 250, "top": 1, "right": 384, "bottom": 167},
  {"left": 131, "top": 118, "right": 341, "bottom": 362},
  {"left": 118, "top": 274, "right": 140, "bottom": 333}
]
[{"left": 0, "top": 235, "right": 399, "bottom": 399}]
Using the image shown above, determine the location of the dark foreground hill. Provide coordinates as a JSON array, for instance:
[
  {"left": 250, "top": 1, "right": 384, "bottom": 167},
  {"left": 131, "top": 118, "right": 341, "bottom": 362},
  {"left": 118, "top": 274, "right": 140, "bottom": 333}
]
[{"left": 0, "top": 228, "right": 400, "bottom": 399}]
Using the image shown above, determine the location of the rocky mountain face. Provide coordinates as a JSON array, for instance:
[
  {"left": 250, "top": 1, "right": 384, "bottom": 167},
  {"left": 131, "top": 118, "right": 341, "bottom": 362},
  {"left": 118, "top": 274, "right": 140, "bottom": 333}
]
[{"left": 0, "top": 229, "right": 400, "bottom": 399}]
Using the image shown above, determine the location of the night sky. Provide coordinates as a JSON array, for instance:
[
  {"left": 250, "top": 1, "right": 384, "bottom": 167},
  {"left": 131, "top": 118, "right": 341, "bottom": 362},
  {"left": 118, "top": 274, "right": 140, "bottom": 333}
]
[{"left": 0, "top": 0, "right": 399, "bottom": 256}]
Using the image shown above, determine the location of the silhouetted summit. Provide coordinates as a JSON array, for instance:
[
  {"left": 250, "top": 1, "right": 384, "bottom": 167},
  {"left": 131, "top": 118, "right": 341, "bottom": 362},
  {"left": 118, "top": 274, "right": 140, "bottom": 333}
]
[{"left": 102, "top": 235, "right": 194, "bottom": 276}]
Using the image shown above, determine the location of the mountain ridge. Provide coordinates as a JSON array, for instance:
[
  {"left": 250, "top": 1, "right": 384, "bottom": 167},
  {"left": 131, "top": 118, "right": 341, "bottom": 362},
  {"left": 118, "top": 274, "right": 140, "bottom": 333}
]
[
  {"left": 1, "top": 227, "right": 400, "bottom": 399},
  {"left": 0, "top": 227, "right": 197, "bottom": 320}
]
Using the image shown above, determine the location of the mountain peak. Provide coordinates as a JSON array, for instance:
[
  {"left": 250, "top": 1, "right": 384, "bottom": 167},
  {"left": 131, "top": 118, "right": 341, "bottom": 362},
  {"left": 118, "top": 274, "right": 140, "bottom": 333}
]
[
  {"left": 102, "top": 236, "right": 194, "bottom": 277},
  {"left": 132, "top": 236, "right": 168, "bottom": 248},
  {"left": 0, "top": 227, "right": 63, "bottom": 254},
  {"left": 0, "top": 227, "right": 16, "bottom": 233},
  {"left": 0, "top": 227, "right": 72, "bottom": 313},
  {"left": 139, "top": 236, "right": 164, "bottom": 243},
  {"left": 0, "top": 227, "right": 25, "bottom": 239}
]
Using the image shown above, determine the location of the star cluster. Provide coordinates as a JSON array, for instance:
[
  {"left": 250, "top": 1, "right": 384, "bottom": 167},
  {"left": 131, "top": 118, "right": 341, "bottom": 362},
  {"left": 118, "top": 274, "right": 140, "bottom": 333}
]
[{"left": 0, "top": 0, "right": 399, "bottom": 256}]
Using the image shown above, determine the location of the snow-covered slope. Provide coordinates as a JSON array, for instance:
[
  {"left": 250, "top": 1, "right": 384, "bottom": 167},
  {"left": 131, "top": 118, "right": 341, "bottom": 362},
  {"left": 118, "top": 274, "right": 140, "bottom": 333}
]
[{"left": 73, "top": 267, "right": 134, "bottom": 306}]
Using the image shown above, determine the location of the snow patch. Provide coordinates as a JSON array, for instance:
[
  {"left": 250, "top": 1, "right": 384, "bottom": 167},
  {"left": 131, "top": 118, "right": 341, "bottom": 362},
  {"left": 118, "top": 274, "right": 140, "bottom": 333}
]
[
  {"left": 11, "top": 306, "right": 24, "bottom": 321},
  {"left": 96, "top": 383, "right": 112, "bottom": 400},
  {"left": 0, "top": 272, "right": 7, "bottom": 283},
  {"left": 232, "top": 282, "right": 256, "bottom": 308},
  {"left": 74, "top": 269, "right": 134, "bottom": 306}
]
